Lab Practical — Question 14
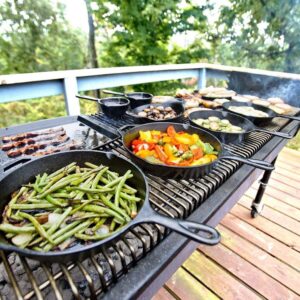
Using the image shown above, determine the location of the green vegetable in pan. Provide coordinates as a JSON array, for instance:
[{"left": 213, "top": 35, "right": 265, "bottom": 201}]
[{"left": 0, "top": 162, "right": 141, "bottom": 251}]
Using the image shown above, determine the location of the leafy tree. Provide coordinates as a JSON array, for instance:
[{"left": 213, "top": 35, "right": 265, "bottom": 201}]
[{"left": 0, "top": 0, "right": 88, "bottom": 74}]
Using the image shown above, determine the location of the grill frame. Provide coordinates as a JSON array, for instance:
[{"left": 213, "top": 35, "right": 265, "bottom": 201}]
[{"left": 0, "top": 113, "right": 298, "bottom": 300}]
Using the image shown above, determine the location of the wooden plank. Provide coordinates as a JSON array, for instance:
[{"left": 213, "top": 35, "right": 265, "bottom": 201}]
[
  {"left": 165, "top": 267, "right": 220, "bottom": 300},
  {"left": 274, "top": 166, "right": 299, "bottom": 182},
  {"left": 248, "top": 186, "right": 300, "bottom": 213},
  {"left": 230, "top": 204, "right": 300, "bottom": 251},
  {"left": 268, "top": 178, "right": 299, "bottom": 197},
  {"left": 183, "top": 251, "right": 261, "bottom": 300},
  {"left": 151, "top": 287, "right": 176, "bottom": 300},
  {"left": 239, "top": 195, "right": 300, "bottom": 235},
  {"left": 275, "top": 160, "right": 300, "bottom": 175},
  {"left": 271, "top": 172, "right": 300, "bottom": 190},
  {"left": 199, "top": 243, "right": 300, "bottom": 300},
  {"left": 282, "top": 147, "right": 300, "bottom": 157},
  {"left": 219, "top": 225, "right": 300, "bottom": 295},
  {"left": 221, "top": 213, "right": 300, "bottom": 271}
]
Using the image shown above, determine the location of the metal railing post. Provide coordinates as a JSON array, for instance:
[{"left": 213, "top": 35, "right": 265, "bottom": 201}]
[
  {"left": 197, "top": 68, "right": 206, "bottom": 89},
  {"left": 63, "top": 77, "right": 80, "bottom": 116}
]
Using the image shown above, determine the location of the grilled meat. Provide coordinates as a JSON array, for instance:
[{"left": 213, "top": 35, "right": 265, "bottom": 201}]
[{"left": 32, "top": 141, "right": 82, "bottom": 156}]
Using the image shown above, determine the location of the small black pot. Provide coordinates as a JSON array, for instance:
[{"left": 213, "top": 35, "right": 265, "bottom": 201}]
[{"left": 99, "top": 97, "right": 130, "bottom": 118}]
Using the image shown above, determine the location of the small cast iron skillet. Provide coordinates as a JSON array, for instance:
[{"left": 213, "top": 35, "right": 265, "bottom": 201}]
[
  {"left": 102, "top": 90, "right": 153, "bottom": 109},
  {"left": 0, "top": 151, "right": 220, "bottom": 262},
  {"left": 127, "top": 101, "right": 184, "bottom": 123},
  {"left": 223, "top": 101, "right": 300, "bottom": 126},
  {"left": 76, "top": 95, "right": 130, "bottom": 118},
  {"left": 188, "top": 110, "right": 292, "bottom": 144},
  {"left": 122, "top": 122, "right": 274, "bottom": 179}
]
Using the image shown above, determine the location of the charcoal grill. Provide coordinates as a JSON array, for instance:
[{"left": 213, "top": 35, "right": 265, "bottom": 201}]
[{"left": 0, "top": 112, "right": 298, "bottom": 300}]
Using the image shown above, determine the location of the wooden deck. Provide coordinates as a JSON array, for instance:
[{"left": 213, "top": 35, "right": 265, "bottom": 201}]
[{"left": 153, "top": 147, "right": 300, "bottom": 300}]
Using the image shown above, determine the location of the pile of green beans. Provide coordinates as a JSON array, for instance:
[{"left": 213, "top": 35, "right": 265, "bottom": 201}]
[{"left": 0, "top": 162, "right": 140, "bottom": 251}]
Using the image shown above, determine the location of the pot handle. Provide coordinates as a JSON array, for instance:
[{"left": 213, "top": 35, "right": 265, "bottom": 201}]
[
  {"left": 253, "top": 128, "right": 292, "bottom": 139},
  {"left": 278, "top": 114, "right": 300, "bottom": 122},
  {"left": 102, "top": 90, "right": 125, "bottom": 97},
  {"left": 221, "top": 155, "right": 274, "bottom": 171},
  {"left": 136, "top": 213, "right": 220, "bottom": 245},
  {"left": 76, "top": 94, "right": 99, "bottom": 102}
]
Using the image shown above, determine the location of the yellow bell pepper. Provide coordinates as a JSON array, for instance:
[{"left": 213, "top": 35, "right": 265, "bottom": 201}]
[
  {"left": 139, "top": 131, "right": 153, "bottom": 143},
  {"left": 136, "top": 149, "right": 157, "bottom": 159},
  {"left": 174, "top": 133, "right": 193, "bottom": 145},
  {"left": 205, "top": 154, "right": 218, "bottom": 162},
  {"left": 191, "top": 133, "right": 200, "bottom": 144},
  {"left": 190, "top": 156, "right": 211, "bottom": 166}
]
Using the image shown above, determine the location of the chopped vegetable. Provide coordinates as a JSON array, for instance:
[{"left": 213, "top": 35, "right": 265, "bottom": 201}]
[{"left": 131, "top": 125, "right": 218, "bottom": 166}]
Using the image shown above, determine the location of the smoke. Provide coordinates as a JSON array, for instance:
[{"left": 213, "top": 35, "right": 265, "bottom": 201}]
[{"left": 228, "top": 72, "right": 300, "bottom": 107}]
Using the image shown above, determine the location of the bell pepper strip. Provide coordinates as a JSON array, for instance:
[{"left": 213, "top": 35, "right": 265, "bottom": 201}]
[
  {"left": 154, "top": 145, "right": 168, "bottom": 162},
  {"left": 192, "top": 148, "right": 203, "bottom": 160},
  {"left": 167, "top": 125, "right": 176, "bottom": 137}
]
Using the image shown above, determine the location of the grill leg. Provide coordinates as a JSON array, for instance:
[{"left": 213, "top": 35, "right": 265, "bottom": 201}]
[{"left": 251, "top": 156, "right": 277, "bottom": 218}]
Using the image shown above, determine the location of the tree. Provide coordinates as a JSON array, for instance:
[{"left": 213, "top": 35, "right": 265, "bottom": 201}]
[{"left": 0, "top": 0, "right": 88, "bottom": 74}]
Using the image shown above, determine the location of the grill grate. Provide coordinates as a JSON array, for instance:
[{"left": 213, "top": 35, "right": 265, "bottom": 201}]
[{"left": 0, "top": 114, "right": 290, "bottom": 299}]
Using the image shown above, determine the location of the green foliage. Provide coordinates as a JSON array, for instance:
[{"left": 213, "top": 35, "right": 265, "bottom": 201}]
[{"left": 0, "top": 0, "right": 87, "bottom": 74}]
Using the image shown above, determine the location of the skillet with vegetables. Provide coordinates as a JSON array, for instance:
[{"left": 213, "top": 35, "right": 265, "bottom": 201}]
[{"left": 130, "top": 125, "right": 218, "bottom": 167}]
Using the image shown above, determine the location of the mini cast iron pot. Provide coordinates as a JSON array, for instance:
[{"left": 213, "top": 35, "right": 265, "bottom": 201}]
[
  {"left": 76, "top": 95, "right": 130, "bottom": 118},
  {"left": 102, "top": 90, "right": 153, "bottom": 109},
  {"left": 188, "top": 110, "right": 292, "bottom": 144},
  {"left": 122, "top": 122, "right": 274, "bottom": 179},
  {"left": 223, "top": 101, "right": 300, "bottom": 125},
  {"left": 0, "top": 151, "right": 220, "bottom": 262},
  {"left": 127, "top": 101, "right": 185, "bottom": 123}
]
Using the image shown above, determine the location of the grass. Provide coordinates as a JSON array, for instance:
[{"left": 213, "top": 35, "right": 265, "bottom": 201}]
[{"left": 287, "top": 130, "right": 300, "bottom": 151}]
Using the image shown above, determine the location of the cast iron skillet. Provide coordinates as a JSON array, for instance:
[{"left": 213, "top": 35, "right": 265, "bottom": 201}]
[
  {"left": 223, "top": 101, "right": 300, "bottom": 125},
  {"left": 126, "top": 101, "right": 184, "bottom": 123},
  {"left": 188, "top": 110, "right": 292, "bottom": 144},
  {"left": 0, "top": 151, "right": 220, "bottom": 262},
  {"left": 122, "top": 122, "right": 274, "bottom": 179},
  {"left": 102, "top": 90, "right": 153, "bottom": 109}
]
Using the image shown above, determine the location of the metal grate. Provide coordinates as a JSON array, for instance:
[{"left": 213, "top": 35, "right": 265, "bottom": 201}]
[{"left": 0, "top": 114, "right": 290, "bottom": 299}]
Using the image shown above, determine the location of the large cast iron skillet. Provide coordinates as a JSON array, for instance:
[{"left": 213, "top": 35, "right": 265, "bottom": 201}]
[
  {"left": 223, "top": 101, "right": 300, "bottom": 125},
  {"left": 188, "top": 110, "right": 292, "bottom": 144},
  {"left": 122, "top": 123, "right": 274, "bottom": 179},
  {"left": 0, "top": 151, "right": 220, "bottom": 262}
]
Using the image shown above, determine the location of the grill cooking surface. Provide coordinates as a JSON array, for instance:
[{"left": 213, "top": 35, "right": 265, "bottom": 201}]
[{"left": 0, "top": 113, "right": 295, "bottom": 299}]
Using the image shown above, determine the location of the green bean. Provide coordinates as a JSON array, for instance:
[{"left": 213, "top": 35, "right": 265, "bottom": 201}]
[
  {"left": 9, "top": 203, "right": 55, "bottom": 210},
  {"left": 6, "top": 187, "right": 27, "bottom": 218},
  {"left": 0, "top": 224, "right": 36, "bottom": 234},
  {"left": 92, "top": 167, "right": 109, "bottom": 188},
  {"left": 43, "top": 220, "right": 92, "bottom": 251},
  {"left": 47, "top": 162, "right": 76, "bottom": 179},
  {"left": 50, "top": 193, "right": 71, "bottom": 198},
  {"left": 114, "top": 170, "right": 132, "bottom": 207},
  {"left": 130, "top": 201, "right": 137, "bottom": 218},
  {"left": 83, "top": 204, "right": 126, "bottom": 223},
  {"left": 70, "top": 199, "right": 99, "bottom": 214},
  {"left": 102, "top": 174, "right": 133, "bottom": 189},
  {"left": 99, "top": 194, "right": 131, "bottom": 222},
  {"left": 18, "top": 212, "right": 54, "bottom": 243},
  {"left": 92, "top": 218, "right": 107, "bottom": 231},
  {"left": 75, "top": 231, "right": 115, "bottom": 241},
  {"left": 84, "top": 162, "right": 98, "bottom": 169},
  {"left": 66, "top": 186, "right": 115, "bottom": 193},
  {"left": 40, "top": 173, "right": 48, "bottom": 185},
  {"left": 119, "top": 197, "right": 131, "bottom": 216},
  {"left": 45, "top": 195, "right": 67, "bottom": 207},
  {"left": 107, "top": 170, "right": 137, "bottom": 193},
  {"left": 110, "top": 220, "right": 116, "bottom": 231},
  {"left": 120, "top": 192, "right": 141, "bottom": 202}
]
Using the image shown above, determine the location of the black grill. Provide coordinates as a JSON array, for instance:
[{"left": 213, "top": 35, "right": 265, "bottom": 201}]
[{"left": 0, "top": 113, "right": 292, "bottom": 299}]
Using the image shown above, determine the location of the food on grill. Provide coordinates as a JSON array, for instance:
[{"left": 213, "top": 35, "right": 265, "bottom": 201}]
[
  {"left": 131, "top": 125, "right": 218, "bottom": 166},
  {"left": 252, "top": 99, "right": 270, "bottom": 107},
  {"left": 270, "top": 103, "right": 292, "bottom": 114},
  {"left": 201, "top": 100, "right": 220, "bottom": 109},
  {"left": 193, "top": 117, "right": 244, "bottom": 133},
  {"left": 137, "top": 105, "right": 177, "bottom": 120},
  {"left": 0, "top": 162, "right": 139, "bottom": 251},
  {"left": 152, "top": 96, "right": 178, "bottom": 103},
  {"left": 231, "top": 95, "right": 251, "bottom": 103},
  {"left": 0, "top": 127, "right": 84, "bottom": 157},
  {"left": 228, "top": 106, "right": 269, "bottom": 118},
  {"left": 198, "top": 87, "right": 236, "bottom": 99},
  {"left": 243, "top": 95, "right": 259, "bottom": 101},
  {"left": 267, "top": 97, "right": 284, "bottom": 105},
  {"left": 1, "top": 127, "right": 64, "bottom": 143},
  {"left": 213, "top": 98, "right": 230, "bottom": 105}
]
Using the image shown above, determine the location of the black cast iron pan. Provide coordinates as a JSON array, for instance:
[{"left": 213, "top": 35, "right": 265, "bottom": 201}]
[
  {"left": 188, "top": 110, "right": 292, "bottom": 144},
  {"left": 223, "top": 101, "right": 300, "bottom": 125},
  {"left": 0, "top": 150, "right": 220, "bottom": 262},
  {"left": 121, "top": 123, "right": 274, "bottom": 179},
  {"left": 126, "top": 101, "right": 184, "bottom": 123},
  {"left": 102, "top": 90, "right": 153, "bottom": 109}
]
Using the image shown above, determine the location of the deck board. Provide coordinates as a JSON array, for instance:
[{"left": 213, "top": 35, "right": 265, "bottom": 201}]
[{"left": 153, "top": 148, "right": 300, "bottom": 300}]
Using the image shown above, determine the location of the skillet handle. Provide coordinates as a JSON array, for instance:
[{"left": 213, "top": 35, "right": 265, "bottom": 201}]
[
  {"left": 221, "top": 155, "right": 274, "bottom": 171},
  {"left": 278, "top": 114, "right": 300, "bottom": 122},
  {"left": 136, "top": 213, "right": 220, "bottom": 245},
  {"left": 254, "top": 128, "right": 292, "bottom": 139},
  {"left": 102, "top": 90, "right": 125, "bottom": 97}
]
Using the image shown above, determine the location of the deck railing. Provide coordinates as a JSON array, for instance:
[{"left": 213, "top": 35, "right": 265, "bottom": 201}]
[{"left": 1, "top": 63, "right": 300, "bottom": 116}]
